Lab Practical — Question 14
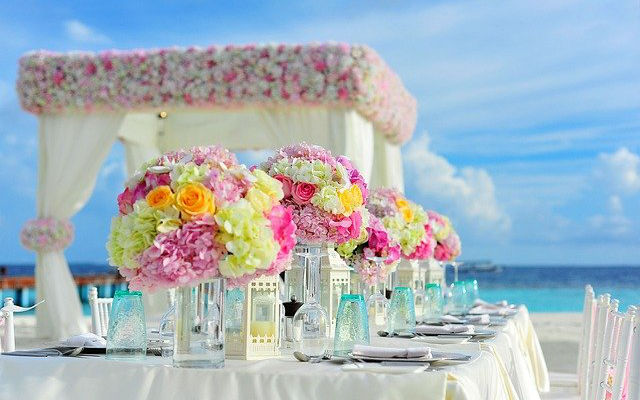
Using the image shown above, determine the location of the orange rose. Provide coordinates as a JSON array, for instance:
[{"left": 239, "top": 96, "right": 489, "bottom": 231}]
[
  {"left": 175, "top": 182, "right": 215, "bottom": 218},
  {"left": 146, "top": 185, "right": 174, "bottom": 209}
]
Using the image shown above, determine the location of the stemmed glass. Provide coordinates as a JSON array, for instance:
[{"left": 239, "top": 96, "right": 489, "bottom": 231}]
[
  {"left": 292, "top": 244, "right": 330, "bottom": 358},
  {"left": 361, "top": 255, "right": 390, "bottom": 331},
  {"left": 414, "top": 261, "right": 427, "bottom": 323}
]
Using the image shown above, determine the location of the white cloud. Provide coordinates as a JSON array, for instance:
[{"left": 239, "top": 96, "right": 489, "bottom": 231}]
[
  {"left": 404, "top": 134, "right": 510, "bottom": 233},
  {"left": 64, "top": 20, "right": 111, "bottom": 44},
  {"left": 588, "top": 195, "right": 632, "bottom": 239},
  {"left": 595, "top": 147, "right": 640, "bottom": 195}
]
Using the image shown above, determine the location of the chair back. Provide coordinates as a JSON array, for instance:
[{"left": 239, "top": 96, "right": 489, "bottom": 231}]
[
  {"left": 1, "top": 297, "right": 16, "bottom": 352},
  {"left": 89, "top": 287, "right": 113, "bottom": 337},
  {"left": 588, "top": 294, "right": 611, "bottom": 399},
  {"left": 628, "top": 309, "right": 640, "bottom": 400},
  {"left": 578, "top": 285, "right": 595, "bottom": 395}
]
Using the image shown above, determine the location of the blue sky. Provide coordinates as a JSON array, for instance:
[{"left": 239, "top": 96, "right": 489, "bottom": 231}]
[{"left": 0, "top": 0, "right": 639, "bottom": 265}]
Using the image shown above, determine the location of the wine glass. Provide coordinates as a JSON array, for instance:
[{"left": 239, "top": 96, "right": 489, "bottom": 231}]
[
  {"left": 292, "top": 244, "right": 330, "bottom": 358},
  {"left": 361, "top": 255, "right": 390, "bottom": 331}
]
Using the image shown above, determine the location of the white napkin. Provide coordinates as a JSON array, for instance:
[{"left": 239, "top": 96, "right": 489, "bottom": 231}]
[
  {"left": 468, "top": 305, "right": 516, "bottom": 316},
  {"left": 61, "top": 333, "right": 106, "bottom": 348},
  {"left": 473, "top": 299, "right": 510, "bottom": 309},
  {"left": 352, "top": 344, "right": 432, "bottom": 359},
  {"left": 416, "top": 324, "right": 474, "bottom": 335},
  {"left": 441, "top": 314, "right": 490, "bottom": 325}
]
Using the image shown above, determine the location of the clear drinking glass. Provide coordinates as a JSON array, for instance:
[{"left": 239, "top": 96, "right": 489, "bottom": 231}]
[
  {"left": 423, "top": 283, "right": 443, "bottom": 322},
  {"left": 414, "top": 262, "right": 427, "bottom": 323},
  {"left": 449, "top": 281, "right": 468, "bottom": 315},
  {"left": 387, "top": 287, "right": 416, "bottom": 335},
  {"left": 361, "top": 256, "right": 390, "bottom": 331},
  {"left": 173, "top": 279, "right": 225, "bottom": 368},
  {"left": 292, "top": 244, "right": 330, "bottom": 357},
  {"left": 106, "top": 290, "right": 147, "bottom": 360},
  {"left": 465, "top": 279, "right": 479, "bottom": 309},
  {"left": 333, "top": 294, "right": 369, "bottom": 356}
]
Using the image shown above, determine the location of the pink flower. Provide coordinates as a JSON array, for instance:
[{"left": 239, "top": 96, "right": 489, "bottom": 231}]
[
  {"left": 274, "top": 174, "right": 293, "bottom": 198},
  {"left": 128, "top": 216, "right": 223, "bottom": 292},
  {"left": 329, "top": 211, "right": 362, "bottom": 243},
  {"left": 117, "top": 187, "right": 135, "bottom": 214},
  {"left": 433, "top": 243, "right": 452, "bottom": 262},
  {"left": 292, "top": 182, "right": 316, "bottom": 205},
  {"left": 348, "top": 169, "right": 368, "bottom": 201},
  {"left": 408, "top": 224, "right": 436, "bottom": 260}
]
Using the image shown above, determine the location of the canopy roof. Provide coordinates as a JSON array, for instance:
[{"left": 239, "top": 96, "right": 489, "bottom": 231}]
[{"left": 17, "top": 43, "right": 417, "bottom": 144}]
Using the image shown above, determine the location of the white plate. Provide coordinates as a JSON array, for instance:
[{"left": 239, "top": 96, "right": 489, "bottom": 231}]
[
  {"left": 349, "top": 350, "right": 471, "bottom": 363},
  {"left": 412, "top": 335, "right": 472, "bottom": 345}
]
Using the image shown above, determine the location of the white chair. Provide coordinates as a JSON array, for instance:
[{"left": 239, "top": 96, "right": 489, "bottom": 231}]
[
  {"left": 627, "top": 308, "right": 640, "bottom": 400},
  {"left": 0, "top": 297, "right": 45, "bottom": 352},
  {"left": 89, "top": 287, "right": 113, "bottom": 337},
  {"left": 578, "top": 285, "right": 596, "bottom": 395},
  {"left": 588, "top": 294, "right": 611, "bottom": 399}
]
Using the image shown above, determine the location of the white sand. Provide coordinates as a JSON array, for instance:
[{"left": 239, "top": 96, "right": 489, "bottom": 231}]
[
  {"left": 12, "top": 312, "right": 583, "bottom": 374},
  {"left": 530, "top": 312, "right": 582, "bottom": 373}
]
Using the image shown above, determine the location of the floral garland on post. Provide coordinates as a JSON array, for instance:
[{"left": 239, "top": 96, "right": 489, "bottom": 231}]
[
  {"left": 17, "top": 43, "right": 416, "bottom": 144},
  {"left": 259, "top": 143, "right": 367, "bottom": 245},
  {"left": 106, "top": 145, "right": 297, "bottom": 291},
  {"left": 427, "top": 210, "right": 462, "bottom": 262},
  {"left": 366, "top": 188, "right": 436, "bottom": 260},
  {"left": 20, "top": 217, "right": 74, "bottom": 252}
]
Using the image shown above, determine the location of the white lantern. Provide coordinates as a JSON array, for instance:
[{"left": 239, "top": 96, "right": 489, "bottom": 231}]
[
  {"left": 225, "top": 275, "right": 280, "bottom": 360},
  {"left": 320, "top": 247, "right": 351, "bottom": 335},
  {"left": 395, "top": 259, "right": 422, "bottom": 290},
  {"left": 422, "top": 259, "right": 445, "bottom": 288}
]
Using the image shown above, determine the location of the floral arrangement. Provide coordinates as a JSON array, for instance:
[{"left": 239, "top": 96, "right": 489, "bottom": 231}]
[
  {"left": 260, "top": 143, "right": 367, "bottom": 245},
  {"left": 17, "top": 44, "right": 416, "bottom": 144},
  {"left": 106, "top": 145, "right": 297, "bottom": 291},
  {"left": 366, "top": 188, "right": 435, "bottom": 260},
  {"left": 336, "top": 211, "right": 401, "bottom": 285},
  {"left": 427, "top": 210, "right": 462, "bottom": 262},
  {"left": 20, "top": 217, "right": 74, "bottom": 252}
]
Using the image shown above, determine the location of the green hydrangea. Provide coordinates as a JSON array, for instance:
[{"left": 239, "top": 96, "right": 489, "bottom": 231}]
[
  {"left": 215, "top": 199, "right": 279, "bottom": 278},
  {"left": 106, "top": 202, "right": 180, "bottom": 268},
  {"left": 170, "top": 163, "right": 210, "bottom": 190}
]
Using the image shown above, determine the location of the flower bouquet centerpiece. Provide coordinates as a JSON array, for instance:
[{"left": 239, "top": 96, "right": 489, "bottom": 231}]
[
  {"left": 427, "top": 210, "right": 462, "bottom": 263},
  {"left": 366, "top": 188, "right": 436, "bottom": 261},
  {"left": 107, "top": 145, "right": 296, "bottom": 368},
  {"left": 260, "top": 143, "right": 367, "bottom": 356},
  {"left": 336, "top": 211, "right": 401, "bottom": 328}
]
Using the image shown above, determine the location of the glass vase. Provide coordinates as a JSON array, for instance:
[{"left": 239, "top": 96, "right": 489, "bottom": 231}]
[
  {"left": 106, "top": 290, "right": 147, "bottom": 360},
  {"left": 292, "top": 243, "right": 330, "bottom": 358},
  {"left": 173, "top": 279, "right": 225, "bottom": 368}
]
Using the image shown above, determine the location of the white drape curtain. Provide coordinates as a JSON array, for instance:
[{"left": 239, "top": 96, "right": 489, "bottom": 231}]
[
  {"left": 36, "top": 114, "right": 124, "bottom": 339},
  {"left": 371, "top": 129, "right": 404, "bottom": 192},
  {"left": 160, "top": 107, "right": 374, "bottom": 182}
]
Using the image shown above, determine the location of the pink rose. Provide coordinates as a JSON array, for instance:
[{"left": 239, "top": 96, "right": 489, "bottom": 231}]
[
  {"left": 291, "top": 182, "right": 316, "bottom": 205},
  {"left": 274, "top": 174, "right": 294, "bottom": 198}
]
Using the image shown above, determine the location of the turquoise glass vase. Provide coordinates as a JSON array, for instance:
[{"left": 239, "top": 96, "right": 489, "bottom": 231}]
[
  {"left": 387, "top": 287, "right": 416, "bottom": 334},
  {"left": 106, "top": 290, "right": 147, "bottom": 360},
  {"left": 333, "top": 294, "right": 369, "bottom": 356}
]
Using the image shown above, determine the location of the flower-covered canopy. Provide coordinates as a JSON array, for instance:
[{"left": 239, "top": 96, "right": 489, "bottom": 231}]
[
  {"left": 17, "top": 43, "right": 416, "bottom": 144},
  {"left": 15, "top": 42, "right": 416, "bottom": 340}
]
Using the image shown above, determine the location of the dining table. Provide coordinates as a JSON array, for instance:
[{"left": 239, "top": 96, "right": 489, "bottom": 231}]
[{"left": 0, "top": 305, "right": 548, "bottom": 400}]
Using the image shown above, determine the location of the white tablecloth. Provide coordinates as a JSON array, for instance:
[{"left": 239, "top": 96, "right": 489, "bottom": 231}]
[{"left": 0, "top": 306, "right": 548, "bottom": 400}]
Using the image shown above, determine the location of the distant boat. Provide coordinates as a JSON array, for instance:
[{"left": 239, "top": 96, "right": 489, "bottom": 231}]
[{"left": 459, "top": 260, "right": 502, "bottom": 273}]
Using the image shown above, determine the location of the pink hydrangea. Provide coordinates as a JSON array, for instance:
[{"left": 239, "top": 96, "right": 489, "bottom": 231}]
[
  {"left": 407, "top": 224, "right": 436, "bottom": 260},
  {"left": 261, "top": 142, "right": 336, "bottom": 171},
  {"left": 127, "top": 216, "right": 224, "bottom": 292},
  {"left": 286, "top": 199, "right": 360, "bottom": 245},
  {"left": 366, "top": 216, "right": 401, "bottom": 263},
  {"left": 434, "top": 243, "right": 453, "bottom": 262}
]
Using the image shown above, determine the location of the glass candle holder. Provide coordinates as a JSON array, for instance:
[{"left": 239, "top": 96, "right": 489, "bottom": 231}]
[
  {"left": 106, "top": 290, "right": 147, "bottom": 360},
  {"left": 333, "top": 294, "right": 369, "bottom": 356},
  {"left": 423, "top": 283, "right": 443, "bottom": 322},
  {"left": 387, "top": 287, "right": 416, "bottom": 335},
  {"left": 465, "top": 279, "right": 479, "bottom": 309},
  {"left": 448, "top": 281, "right": 468, "bottom": 315}
]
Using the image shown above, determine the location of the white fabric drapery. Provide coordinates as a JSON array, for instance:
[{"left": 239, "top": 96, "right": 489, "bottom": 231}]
[
  {"left": 35, "top": 114, "right": 124, "bottom": 339},
  {"left": 371, "top": 129, "right": 404, "bottom": 192},
  {"left": 159, "top": 107, "right": 375, "bottom": 182}
]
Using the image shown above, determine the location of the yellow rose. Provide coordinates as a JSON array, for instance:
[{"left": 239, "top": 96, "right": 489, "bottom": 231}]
[
  {"left": 399, "top": 205, "right": 414, "bottom": 223},
  {"left": 175, "top": 182, "right": 215, "bottom": 218},
  {"left": 338, "top": 185, "right": 363, "bottom": 216},
  {"left": 395, "top": 197, "right": 409, "bottom": 210},
  {"left": 246, "top": 187, "right": 273, "bottom": 213},
  {"left": 146, "top": 185, "right": 174, "bottom": 209}
]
